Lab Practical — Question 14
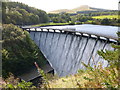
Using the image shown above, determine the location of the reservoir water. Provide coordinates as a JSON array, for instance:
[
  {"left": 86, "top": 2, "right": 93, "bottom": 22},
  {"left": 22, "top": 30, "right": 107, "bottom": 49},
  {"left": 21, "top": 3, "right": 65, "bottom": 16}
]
[{"left": 42, "top": 24, "right": 118, "bottom": 40}]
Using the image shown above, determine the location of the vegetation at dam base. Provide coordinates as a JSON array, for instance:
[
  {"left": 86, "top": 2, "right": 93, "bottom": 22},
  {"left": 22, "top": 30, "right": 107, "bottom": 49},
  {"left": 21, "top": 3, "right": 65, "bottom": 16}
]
[
  {"left": 41, "top": 39, "right": 120, "bottom": 88},
  {"left": 2, "top": 24, "right": 47, "bottom": 78},
  {"left": 2, "top": 40, "right": 119, "bottom": 88}
]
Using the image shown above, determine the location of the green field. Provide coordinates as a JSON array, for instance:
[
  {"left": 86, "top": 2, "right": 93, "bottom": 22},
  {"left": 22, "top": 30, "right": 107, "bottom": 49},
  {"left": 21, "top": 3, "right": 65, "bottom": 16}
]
[
  {"left": 92, "top": 15, "right": 119, "bottom": 19},
  {"left": 33, "top": 23, "right": 69, "bottom": 27}
]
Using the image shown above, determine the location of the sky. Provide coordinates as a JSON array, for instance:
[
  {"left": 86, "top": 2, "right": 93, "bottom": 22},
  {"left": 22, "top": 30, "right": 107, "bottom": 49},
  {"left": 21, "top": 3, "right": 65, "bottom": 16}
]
[{"left": 10, "top": 0, "right": 118, "bottom": 12}]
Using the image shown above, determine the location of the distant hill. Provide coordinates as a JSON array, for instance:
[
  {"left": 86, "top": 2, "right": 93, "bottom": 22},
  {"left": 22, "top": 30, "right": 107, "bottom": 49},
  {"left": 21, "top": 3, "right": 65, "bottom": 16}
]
[
  {"left": 48, "top": 5, "right": 108, "bottom": 14},
  {"left": 49, "top": 9, "right": 74, "bottom": 13}
]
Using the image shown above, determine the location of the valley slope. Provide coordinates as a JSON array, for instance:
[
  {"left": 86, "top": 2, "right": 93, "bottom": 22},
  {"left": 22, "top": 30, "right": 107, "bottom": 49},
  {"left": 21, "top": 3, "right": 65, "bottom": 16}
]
[{"left": 48, "top": 5, "right": 108, "bottom": 14}]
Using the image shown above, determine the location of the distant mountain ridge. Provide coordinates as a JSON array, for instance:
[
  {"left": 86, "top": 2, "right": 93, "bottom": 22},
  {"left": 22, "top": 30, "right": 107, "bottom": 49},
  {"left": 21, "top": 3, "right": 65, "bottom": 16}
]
[{"left": 48, "top": 5, "right": 108, "bottom": 14}]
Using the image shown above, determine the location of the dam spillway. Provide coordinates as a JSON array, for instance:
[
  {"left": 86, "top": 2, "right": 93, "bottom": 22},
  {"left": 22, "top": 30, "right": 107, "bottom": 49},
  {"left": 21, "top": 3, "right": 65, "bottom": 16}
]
[{"left": 22, "top": 24, "right": 118, "bottom": 77}]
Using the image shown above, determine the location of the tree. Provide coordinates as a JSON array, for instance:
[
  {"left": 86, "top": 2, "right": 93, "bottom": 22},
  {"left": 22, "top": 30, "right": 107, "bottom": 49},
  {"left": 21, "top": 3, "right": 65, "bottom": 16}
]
[
  {"left": 7, "top": 10, "right": 23, "bottom": 25},
  {"left": 48, "top": 13, "right": 71, "bottom": 23},
  {"left": 100, "top": 18, "right": 111, "bottom": 25},
  {"left": 2, "top": 1, "right": 49, "bottom": 25},
  {"left": 2, "top": 24, "right": 47, "bottom": 78}
]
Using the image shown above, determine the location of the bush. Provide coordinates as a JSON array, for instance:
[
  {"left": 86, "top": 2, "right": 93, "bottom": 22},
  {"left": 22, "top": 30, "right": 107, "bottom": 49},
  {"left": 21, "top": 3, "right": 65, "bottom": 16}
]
[
  {"left": 69, "top": 21, "right": 75, "bottom": 25},
  {"left": 101, "top": 18, "right": 112, "bottom": 25},
  {"left": 1, "top": 74, "right": 35, "bottom": 89}
]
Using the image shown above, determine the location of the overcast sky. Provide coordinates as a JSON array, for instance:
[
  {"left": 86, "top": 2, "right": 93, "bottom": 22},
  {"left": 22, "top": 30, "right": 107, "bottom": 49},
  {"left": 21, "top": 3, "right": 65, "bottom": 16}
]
[{"left": 10, "top": 0, "right": 118, "bottom": 12}]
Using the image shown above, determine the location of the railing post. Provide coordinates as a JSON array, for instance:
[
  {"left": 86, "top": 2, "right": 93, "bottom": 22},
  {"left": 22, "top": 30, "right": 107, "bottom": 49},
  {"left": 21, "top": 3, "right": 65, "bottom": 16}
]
[
  {"left": 35, "top": 28, "right": 37, "bottom": 32},
  {"left": 60, "top": 30, "right": 62, "bottom": 33},
  {"left": 116, "top": 39, "right": 120, "bottom": 45},
  {"left": 88, "top": 34, "right": 91, "bottom": 38},
  {"left": 53, "top": 29, "right": 55, "bottom": 32},
  {"left": 80, "top": 33, "right": 83, "bottom": 36},
  {"left": 102, "top": 38, "right": 109, "bottom": 50},
  {"left": 73, "top": 32, "right": 76, "bottom": 35},
  {"left": 28, "top": 28, "right": 30, "bottom": 33},
  {"left": 41, "top": 28, "right": 43, "bottom": 32},
  {"left": 47, "top": 29, "right": 49, "bottom": 32},
  {"left": 22, "top": 28, "right": 25, "bottom": 31}
]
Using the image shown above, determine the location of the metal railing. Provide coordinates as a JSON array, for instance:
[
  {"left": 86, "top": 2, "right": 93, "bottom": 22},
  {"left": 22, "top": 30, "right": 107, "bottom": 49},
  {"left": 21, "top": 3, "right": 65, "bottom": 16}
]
[{"left": 22, "top": 27, "right": 118, "bottom": 43}]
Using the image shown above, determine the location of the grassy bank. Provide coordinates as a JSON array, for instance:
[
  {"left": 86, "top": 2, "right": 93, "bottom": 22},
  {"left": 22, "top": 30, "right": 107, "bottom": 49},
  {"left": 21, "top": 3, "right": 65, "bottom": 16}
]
[
  {"left": 46, "top": 65, "right": 118, "bottom": 88},
  {"left": 32, "top": 23, "right": 70, "bottom": 27},
  {"left": 31, "top": 21, "right": 119, "bottom": 28},
  {"left": 92, "top": 15, "right": 119, "bottom": 19}
]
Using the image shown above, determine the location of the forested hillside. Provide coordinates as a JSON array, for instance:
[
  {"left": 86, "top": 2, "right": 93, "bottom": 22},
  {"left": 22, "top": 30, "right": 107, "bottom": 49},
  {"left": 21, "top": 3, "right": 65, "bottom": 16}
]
[
  {"left": 2, "top": 1, "right": 49, "bottom": 25},
  {"left": 2, "top": 24, "right": 47, "bottom": 78}
]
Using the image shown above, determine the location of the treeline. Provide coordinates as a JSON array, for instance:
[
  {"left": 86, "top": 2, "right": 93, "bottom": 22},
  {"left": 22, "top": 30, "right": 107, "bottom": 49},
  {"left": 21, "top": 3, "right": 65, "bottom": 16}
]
[
  {"left": 2, "top": 1, "right": 49, "bottom": 25},
  {"left": 76, "top": 10, "right": 118, "bottom": 16},
  {"left": 71, "top": 14, "right": 120, "bottom": 26},
  {"left": 48, "top": 11, "right": 120, "bottom": 26},
  {"left": 48, "top": 13, "right": 71, "bottom": 23},
  {"left": 92, "top": 18, "right": 120, "bottom": 26}
]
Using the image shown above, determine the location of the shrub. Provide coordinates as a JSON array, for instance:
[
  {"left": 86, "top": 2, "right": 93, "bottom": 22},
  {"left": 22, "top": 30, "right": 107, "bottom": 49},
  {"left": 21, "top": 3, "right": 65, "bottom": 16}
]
[{"left": 1, "top": 74, "right": 35, "bottom": 89}]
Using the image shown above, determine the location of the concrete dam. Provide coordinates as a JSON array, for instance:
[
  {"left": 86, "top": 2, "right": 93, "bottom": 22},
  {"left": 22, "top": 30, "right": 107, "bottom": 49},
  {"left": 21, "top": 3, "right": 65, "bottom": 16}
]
[{"left": 22, "top": 24, "right": 118, "bottom": 77}]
